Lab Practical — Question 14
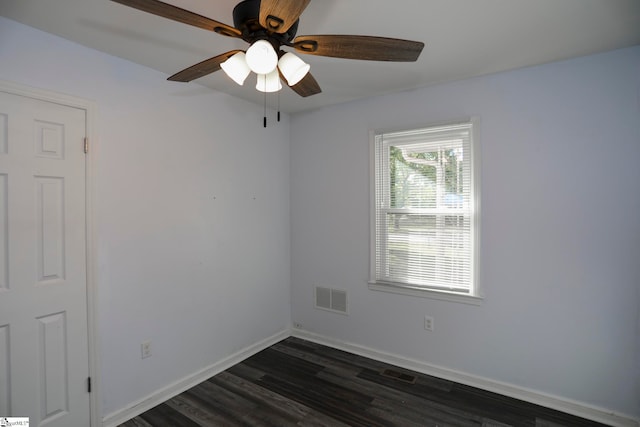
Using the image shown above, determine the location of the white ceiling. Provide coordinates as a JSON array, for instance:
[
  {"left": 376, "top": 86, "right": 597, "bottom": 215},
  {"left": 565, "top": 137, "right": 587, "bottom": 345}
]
[{"left": 2, "top": 0, "right": 639, "bottom": 113}]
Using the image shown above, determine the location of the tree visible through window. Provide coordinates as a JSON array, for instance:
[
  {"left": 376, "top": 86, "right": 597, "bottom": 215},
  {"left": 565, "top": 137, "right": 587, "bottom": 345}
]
[{"left": 371, "top": 122, "right": 479, "bottom": 298}]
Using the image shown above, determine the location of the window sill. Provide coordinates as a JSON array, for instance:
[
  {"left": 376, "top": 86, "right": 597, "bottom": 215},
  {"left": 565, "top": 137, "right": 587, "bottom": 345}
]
[{"left": 368, "top": 281, "right": 483, "bottom": 305}]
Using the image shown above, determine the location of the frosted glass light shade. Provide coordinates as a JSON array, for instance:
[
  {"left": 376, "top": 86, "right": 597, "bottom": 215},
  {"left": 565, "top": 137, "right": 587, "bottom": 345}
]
[
  {"left": 245, "top": 40, "right": 278, "bottom": 74},
  {"left": 220, "top": 52, "right": 251, "bottom": 85},
  {"left": 256, "top": 69, "right": 282, "bottom": 93},
  {"left": 278, "top": 52, "right": 310, "bottom": 86}
]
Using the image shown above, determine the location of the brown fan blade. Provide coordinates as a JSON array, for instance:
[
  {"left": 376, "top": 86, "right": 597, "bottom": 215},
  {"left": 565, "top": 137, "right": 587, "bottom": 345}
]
[
  {"left": 289, "top": 72, "right": 321, "bottom": 97},
  {"left": 110, "top": 0, "right": 241, "bottom": 38},
  {"left": 294, "top": 35, "right": 424, "bottom": 62},
  {"left": 168, "top": 50, "right": 243, "bottom": 82},
  {"left": 259, "top": 0, "right": 311, "bottom": 34}
]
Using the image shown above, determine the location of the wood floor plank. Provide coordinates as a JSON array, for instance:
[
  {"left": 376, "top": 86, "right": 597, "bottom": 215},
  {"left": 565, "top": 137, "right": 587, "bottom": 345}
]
[
  {"left": 271, "top": 341, "right": 363, "bottom": 378},
  {"left": 365, "top": 405, "right": 440, "bottom": 427},
  {"left": 211, "top": 372, "right": 308, "bottom": 424},
  {"left": 297, "top": 416, "right": 352, "bottom": 427},
  {"left": 243, "top": 347, "right": 325, "bottom": 379},
  {"left": 118, "top": 338, "right": 610, "bottom": 427},
  {"left": 138, "top": 402, "right": 202, "bottom": 426},
  {"left": 253, "top": 374, "right": 389, "bottom": 427},
  {"left": 186, "top": 376, "right": 259, "bottom": 415},
  {"left": 118, "top": 417, "right": 155, "bottom": 427},
  {"left": 313, "top": 368, "right": 476, "bottom": 424},
  {"left": 226, "top": 362, "right": 267, "bottom": 382},
  {"left": 165, "top": 394, "right": 249, "bottom": 427}
]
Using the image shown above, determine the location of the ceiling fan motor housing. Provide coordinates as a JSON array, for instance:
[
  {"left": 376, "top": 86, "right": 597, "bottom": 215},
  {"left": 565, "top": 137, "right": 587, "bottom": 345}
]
[{"left": 233, "top": 0, "right": 299, "bottom": 46}]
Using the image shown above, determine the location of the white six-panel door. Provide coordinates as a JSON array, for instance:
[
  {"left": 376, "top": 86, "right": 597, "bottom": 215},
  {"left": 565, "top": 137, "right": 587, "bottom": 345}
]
[{"left": 0, "top": 90, "right": 91, "bottom": 426}]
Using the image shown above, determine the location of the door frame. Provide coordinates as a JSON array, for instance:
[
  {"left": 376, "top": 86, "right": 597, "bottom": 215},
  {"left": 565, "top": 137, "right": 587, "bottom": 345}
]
[{"left": 0, "top": 80, "right": 100, "bottom": 427}]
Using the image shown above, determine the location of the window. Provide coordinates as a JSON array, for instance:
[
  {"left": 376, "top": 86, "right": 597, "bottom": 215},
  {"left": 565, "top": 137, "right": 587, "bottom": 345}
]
[{"left": 370, "top": 121, "right": 481, "bottom": 303}]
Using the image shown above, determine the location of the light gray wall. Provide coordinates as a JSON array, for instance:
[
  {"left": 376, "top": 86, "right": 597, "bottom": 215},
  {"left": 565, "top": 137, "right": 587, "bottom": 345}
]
[
  {"left": 0, "top": 17, "right": 291, "bottom": 417},
  {"left": 290, "top": 46, "right": 640, "bottom": 417}
]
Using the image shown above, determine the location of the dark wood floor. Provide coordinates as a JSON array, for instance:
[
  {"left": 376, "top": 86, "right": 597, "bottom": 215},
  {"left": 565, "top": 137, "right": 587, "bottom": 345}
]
[{"left": 119, "top": 337, "right": 608, "bottom": 427}]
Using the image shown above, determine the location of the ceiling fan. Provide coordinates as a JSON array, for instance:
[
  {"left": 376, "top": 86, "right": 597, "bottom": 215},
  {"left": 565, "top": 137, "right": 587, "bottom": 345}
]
[{"left": 110, "top": 0, "right": 425, "bottom": 98}]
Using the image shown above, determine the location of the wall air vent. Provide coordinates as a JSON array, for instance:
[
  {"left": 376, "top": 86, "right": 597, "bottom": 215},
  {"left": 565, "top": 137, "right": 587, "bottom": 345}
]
[{"left": 315, "top": 286, "right": 348, "bottom": 314}]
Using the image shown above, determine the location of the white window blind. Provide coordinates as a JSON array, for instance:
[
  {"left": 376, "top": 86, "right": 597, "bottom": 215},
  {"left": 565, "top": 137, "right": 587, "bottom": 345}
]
[{"left": 372, "top": 122, "right": 477, "bottom": 296}]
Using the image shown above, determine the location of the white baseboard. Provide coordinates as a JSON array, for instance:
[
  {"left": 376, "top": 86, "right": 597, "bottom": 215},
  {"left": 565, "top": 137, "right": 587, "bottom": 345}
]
[
  {"left": 292, "top": 329, "right": 639, "bottom": 427},
  {"left": 101, "top": 329, "right": 290, "bottom": 427}
]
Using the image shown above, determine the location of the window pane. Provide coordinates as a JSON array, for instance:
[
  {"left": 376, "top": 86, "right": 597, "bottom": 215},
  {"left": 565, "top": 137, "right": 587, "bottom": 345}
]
[
  {"left": 383, "top": 213, "right": 470, "bottom": 290},
  {"left": 390, "top": 146, "right": 437, "bottom": 208},
  {"left": 385, "top": 213, "right": 436, "bottom": 282},
  {"left": 389, "top": 145, "right": 466, "bottom": 209}
]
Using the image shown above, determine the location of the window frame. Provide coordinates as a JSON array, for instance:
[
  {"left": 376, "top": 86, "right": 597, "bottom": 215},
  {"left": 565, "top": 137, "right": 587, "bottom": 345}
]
[{"left": 368, "top": 119, "right": 482, "bottom": 305}]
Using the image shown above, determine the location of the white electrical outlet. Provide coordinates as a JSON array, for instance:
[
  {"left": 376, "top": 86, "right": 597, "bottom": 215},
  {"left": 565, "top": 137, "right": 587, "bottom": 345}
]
[
  {"left": 424, "top": 316, "right": 434, "bottom": 331},
  {"left": 141, "top": 340, "right": 152, "bottom": 359},
  {"left": 293, "top": 322, "right": 303, "bottom": 329}
]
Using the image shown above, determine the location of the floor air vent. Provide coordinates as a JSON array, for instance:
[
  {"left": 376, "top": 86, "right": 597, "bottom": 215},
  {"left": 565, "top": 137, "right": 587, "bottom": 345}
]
[
  {"left": 380, "top": 369, "right": 417, "bottom": 384},
  {"left": 315, "top": 286, "right": 347, "bottom": 314}
]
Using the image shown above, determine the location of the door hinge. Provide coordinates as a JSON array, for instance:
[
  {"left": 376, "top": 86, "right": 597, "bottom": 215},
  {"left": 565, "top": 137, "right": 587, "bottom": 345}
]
[
  {"left": 87, "top": 377, "right": 92, "bottom": 393},
  {"left": 84, "top": 137, "right": 89, "bottom": 154}
]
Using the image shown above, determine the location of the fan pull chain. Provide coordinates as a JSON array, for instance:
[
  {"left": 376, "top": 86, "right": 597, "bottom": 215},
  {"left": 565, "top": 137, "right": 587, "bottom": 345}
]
[
  {"left": 263, "top": 85, "right": 267, "bottom": 128},
  {"left": 277, "top": 91, "right": 281, "bottom": 122}
]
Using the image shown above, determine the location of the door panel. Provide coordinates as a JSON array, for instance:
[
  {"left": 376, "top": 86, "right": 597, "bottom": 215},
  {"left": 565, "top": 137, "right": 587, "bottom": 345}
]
[{"left": 0, "top": 91, "right": 90, "bottom": 426}]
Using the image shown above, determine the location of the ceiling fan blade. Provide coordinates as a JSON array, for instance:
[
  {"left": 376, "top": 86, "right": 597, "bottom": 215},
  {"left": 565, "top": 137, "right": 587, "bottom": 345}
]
[
  {"left": 168, "top": 50, "right": 243, "bottom": 82},
  {"left": 259, "top": 0, "right": 311, "bottom": 34},
  {"left": 289, "top": 72, "right": 321, "bottom": 97},
  {"left": 294, "top": 35, "right": 424, "bottom": 62},
  {"left": 110, "top": 0, "right": 241, "bottom": 38}
]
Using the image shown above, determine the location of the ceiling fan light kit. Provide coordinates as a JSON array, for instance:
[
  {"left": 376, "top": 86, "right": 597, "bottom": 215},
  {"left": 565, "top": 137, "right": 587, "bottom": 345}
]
[
  {"left": 222, "top": 43, "right": 310, "bottom": 89},
  {"left": 245, "top": 39, "right": 279, "bottom": 74},
  {"left": 220, "top": 51, "right": 251, "bottom": 85},
  {"left": 111, "top": 0, "right": 424, "bottom": 123},
  {"left": 278, "top": 52, "right": 310, "bottom": 86},
  {"left": 256, "top": 69, "right": 283, "bottom": 93}
]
